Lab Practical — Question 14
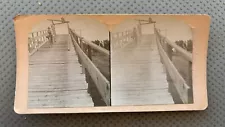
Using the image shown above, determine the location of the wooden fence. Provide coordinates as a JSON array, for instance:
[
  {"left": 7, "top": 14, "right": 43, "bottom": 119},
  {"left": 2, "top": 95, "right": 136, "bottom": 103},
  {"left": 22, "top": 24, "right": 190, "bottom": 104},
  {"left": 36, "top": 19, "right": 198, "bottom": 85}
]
[
  {"left": 68, "top": 28, "right": 111, "bottom": 106},
  {"left": 28, "top": 30, "right": 49, "bottom": 56},
  {"left": 28, "top": 25, "right": 56, "bottom": 56},
  {"left": 111, "top": 26, "right": 141, "bottom": 53},
  {"left": 155, "top": 28, "right": 193, "bottom": 104}
]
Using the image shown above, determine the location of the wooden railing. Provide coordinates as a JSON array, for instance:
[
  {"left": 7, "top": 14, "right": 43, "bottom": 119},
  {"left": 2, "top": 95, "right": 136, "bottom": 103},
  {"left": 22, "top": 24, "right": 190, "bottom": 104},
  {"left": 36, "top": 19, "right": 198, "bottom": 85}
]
[
  {"left": 111, "top": 29, "right": 133, "bottom": 50},
  {"left": 111, "top": 26, "right": 141, "bottom": 53},
  {"left": 155, "top": 28, "right": 193, "bottom": 104},
  {"left": 28, "top": 24, "right": 56, "bottom": 56},
  {"left": 28, "top": 30, "right": 49, "bottom": 56},
  {"left": 68, "top": 28, "right": 111, "bottom": 106}
]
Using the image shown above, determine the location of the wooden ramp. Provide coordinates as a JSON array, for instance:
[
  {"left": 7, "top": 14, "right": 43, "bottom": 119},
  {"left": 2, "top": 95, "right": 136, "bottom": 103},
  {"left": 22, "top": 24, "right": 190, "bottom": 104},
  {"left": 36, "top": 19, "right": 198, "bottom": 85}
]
[
  {"left": 111, "top": 34, "right": 174, "bottom": 106},
  {"left": 28, "top": 35, "right": 94, "bottom": 108}
]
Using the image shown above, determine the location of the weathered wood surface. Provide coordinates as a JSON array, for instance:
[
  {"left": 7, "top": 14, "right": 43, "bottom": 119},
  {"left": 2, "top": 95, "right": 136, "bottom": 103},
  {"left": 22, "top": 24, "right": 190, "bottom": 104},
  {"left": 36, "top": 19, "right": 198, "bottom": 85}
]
[
  {"left": 69, "top": 30, "right": 110, "bottom": 106},
  {"left": 111, "top": 34, "right": 174, "bottom": 106},
  {"left": 155, "top": 29, "right": 192, "bottom": 103},
  {"left": 28, "top": 35, "right": 94, "bottom": 108}
]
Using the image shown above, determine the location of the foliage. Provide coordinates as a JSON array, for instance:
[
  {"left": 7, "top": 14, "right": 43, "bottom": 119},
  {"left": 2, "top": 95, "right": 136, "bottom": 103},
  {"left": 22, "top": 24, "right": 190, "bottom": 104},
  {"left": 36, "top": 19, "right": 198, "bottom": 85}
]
[
  {"left": 174, "top": 39, "right": 193, "bottom": 53},
  {"left": 91, "top": 39, "right": 110, "bottom": 51}
]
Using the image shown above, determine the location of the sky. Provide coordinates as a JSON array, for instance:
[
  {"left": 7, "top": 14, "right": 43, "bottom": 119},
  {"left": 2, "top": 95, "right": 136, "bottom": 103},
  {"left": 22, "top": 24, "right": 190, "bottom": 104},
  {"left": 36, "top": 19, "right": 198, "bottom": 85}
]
[
  {"left": 31, "top": 16, "right": 192, "bottom": 42},
  {"left": 31, "top": 17, "right": 109, "bottom": 41},
  {"left": 112, "top": 16, "right": 193, "bottom": 42}
]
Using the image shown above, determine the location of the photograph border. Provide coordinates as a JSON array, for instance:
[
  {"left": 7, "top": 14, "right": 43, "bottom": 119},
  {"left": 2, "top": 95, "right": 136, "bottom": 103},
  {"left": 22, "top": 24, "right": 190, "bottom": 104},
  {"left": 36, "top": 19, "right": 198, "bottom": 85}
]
[{"left": 14, "top": 14, "right": 210, "bottom": 114}]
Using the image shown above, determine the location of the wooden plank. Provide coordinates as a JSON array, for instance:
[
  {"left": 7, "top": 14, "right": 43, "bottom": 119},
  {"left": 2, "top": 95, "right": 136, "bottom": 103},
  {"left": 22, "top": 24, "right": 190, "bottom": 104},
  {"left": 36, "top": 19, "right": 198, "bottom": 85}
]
[
  {"left": 70, "top": 29, "right": 110, "bottom": 56},
  {"left": 28, "top": 34, "right": 94, "bottom": 108},
  {"left": 111, "top": 34, "right": 174, "bottom": 106}
]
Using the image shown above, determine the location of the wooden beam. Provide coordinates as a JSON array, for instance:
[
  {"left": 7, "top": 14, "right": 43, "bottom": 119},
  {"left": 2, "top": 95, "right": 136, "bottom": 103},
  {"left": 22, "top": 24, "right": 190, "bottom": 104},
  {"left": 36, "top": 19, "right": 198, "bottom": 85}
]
[
  {"left": 53, "top": 22, "right": 69, "bottom": 25},
  {"left": 71, "top": 29, "right": 110, "bottom": 56},
  {"left": 156, "top": 37, "right": 191, "bottom": 104},
  {"left": 47, "top": 19, "right": 64, "bottom": 22},
  {"left": 155, "top": 28, "right": 192, "bottom": 62},
  {"left": 69, "top": 31, "right": 110, "bottom": 106}
]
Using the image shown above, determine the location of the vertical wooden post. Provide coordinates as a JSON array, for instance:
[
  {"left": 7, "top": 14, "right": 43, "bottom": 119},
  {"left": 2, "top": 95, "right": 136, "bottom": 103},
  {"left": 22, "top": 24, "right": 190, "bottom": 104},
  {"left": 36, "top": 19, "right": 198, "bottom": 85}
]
[
  {"left": 40, "top": 31, "right": 42, "bottom": 42},
  {"left": 67, "top": 23, "right": 70, "bottom": 51},
  {"left": 166, "top": 41, "right": 172, "bottom": 60},
  {"left": 38, "top": 32, "right": 41, "bottom": 43},
  {"left": 37, "top": 32, "right": 40, "bottom": 48},
  {"left": 51, "top": 24, "right": 56, "bottom": 44},
  {"left": 86, "top": 43, "right": 92, "bottom": 96},
  {"left": 80, "top": 37, "right": 85, "bottom": 74},
  {"left": 77, "top": 37, "right": 81, "bottom": 64},
  {"left": 43, "top": 31, "right": 45, "bottom": 42},
  {"left": 45, "top": 31, "right": 47, "bottom": 42},
  {"left": 158, "top": 35, "right": 164, "bottom": 64},
  {"left": 187, "top": 61, "right": 193, "bottom": 103},
  {"left": 165, "top": 40, "right": 173, "bottom": 93},
  {"left": 39, "top": 32, "right": 41, "bottom": 45},
  {"left": 109, "top": 31, "right": 111, "bottom": 51},
  {"left": 42, "top": 31, "right": 44, "bottom": 42},
  {"left": 87, "top": 45, "right": 92, "bottom": 61},
  {"left": 187, "top": 26, "right": 194, "bottom": 103},
  {"left": 40, "top": 31, "right": 42, "bottom": 43},
  {"left": 28, "top": 37, "right": 31, "bottom": 53}
]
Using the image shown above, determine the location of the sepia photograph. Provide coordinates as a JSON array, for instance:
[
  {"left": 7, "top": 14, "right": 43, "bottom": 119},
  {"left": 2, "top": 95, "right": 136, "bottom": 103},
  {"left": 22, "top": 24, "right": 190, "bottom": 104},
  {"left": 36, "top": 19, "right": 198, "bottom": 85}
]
[
  {"left": 111, "top": 16, "right": 193, "bottom": 106},
  {"left": 14, "top": 14, "right": 210, "bottom": 113},
  {"left": 27, "top": 17, "right": 110, "bottom": 108}
]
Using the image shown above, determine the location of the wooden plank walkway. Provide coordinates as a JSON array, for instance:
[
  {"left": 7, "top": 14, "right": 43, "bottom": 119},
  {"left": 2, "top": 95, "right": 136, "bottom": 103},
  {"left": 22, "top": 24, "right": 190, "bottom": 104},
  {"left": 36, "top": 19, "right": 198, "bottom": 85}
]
[
  {"left": 111, "top": 34, "right": 174, "bottom": 106},
  {"left": 28, "top": 35, "right": 94, "bottom": 108}
]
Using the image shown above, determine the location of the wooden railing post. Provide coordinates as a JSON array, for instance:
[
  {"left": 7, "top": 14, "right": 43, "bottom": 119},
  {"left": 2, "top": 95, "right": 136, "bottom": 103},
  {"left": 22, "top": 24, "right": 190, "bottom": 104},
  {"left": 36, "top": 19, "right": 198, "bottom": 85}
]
[
  {"left": 69, "top": 29, "right": 110, "bottom": 106},
  {"left": 164, "top": 37, "right": 174, "bottom": 95},
  {"left": 156, "top": 28, "right": 193, "bottom": 104},
  {"left": 28, "top": 38, "right": 31, "bottom": 52},
  {"left": 187, "top": 62, "right": 193, "bottom": 103},
  {"left": 80, "top": 37, "right": 85, "bottom": 74},
  {"left": 67, "top": 24, "right": 70, "bottom": 51},
  {"left": 77, "top": 37, "right": 82, "bottom": 64},
  {"left": 165, "top": 40, "right": 173, "bottom": 60},
  {"left": 42, "top": 31, "right": 44, "bottom": 42},
  {"left": 36, "top": 32, "right": 40, "bottom": 50},
  {"left": 45, "top": 31, "right": 47, "bottom": 42},
  {"left": 87, "top": 45, "right": 92, "bottom": 93},
  {"left": 31, "top": 33, "right": 34, "bottom": 49},
  {"left": 87, "top": 45, "right": 92, "bottom": 60}
]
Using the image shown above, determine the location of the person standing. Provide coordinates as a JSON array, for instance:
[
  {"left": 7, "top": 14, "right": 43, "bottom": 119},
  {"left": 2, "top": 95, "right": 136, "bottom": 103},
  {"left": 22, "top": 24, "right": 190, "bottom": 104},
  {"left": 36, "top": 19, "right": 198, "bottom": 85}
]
[
  {"left": 47, "top": 27, "right": 53, "bottom": 48},
  {"left": 133, "top": 27, "right": 138, "bottom": 44}
]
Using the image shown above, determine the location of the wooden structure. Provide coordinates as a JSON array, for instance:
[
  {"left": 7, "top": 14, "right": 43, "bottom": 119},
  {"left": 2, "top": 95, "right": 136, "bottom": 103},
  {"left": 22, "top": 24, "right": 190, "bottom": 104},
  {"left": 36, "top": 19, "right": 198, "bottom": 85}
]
[
  {"left": 28, "top": 18, "right": 110, "bottom": 108},
  {"left": 68, "top": 28, "right": 110, "bottom": 106},
  {"left": 28, "top": 30, "right": 49, "bottom": 56},
  {"left": 28, "top": 35, "right": 94, "bottom": 108},
  {"left": 28, "top": 17, "right": 193, "bottom": 107},
  {"left": 111, "top": 34, "right": 175, "bottom": 105},
  {"left": 155, "top": 28, "right": 193, "bottom": 103},
  {"left": 111, "top": 17, "right": 193, "bottom": 105}
]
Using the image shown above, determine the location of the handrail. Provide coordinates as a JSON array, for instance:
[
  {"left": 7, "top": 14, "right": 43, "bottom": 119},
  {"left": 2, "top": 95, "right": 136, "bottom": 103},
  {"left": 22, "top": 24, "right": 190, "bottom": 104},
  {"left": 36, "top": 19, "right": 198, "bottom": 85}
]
[
  {"left": 111, "top": 27, "right": 139, "bottom": 53},
  {"left": 71, "top": 29, "right": 110, "bottom": 56},
  {"left": 112, "top": 30, "right": 133, "bottom": 42},
  {"left": 68, "top": 28, "right": 110, "bottom": 106},
  {"left": 155, "top": 28, "right": 192, "bottom": 62},
  {"left": 29, "top": 29, "right": 48, "bottom": 35},
  {"left": 28, "top": 29, "right": 49, "bottom": 56},
  {"left": 155, "top": 28, "right": 193, "bottom": 104}
]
